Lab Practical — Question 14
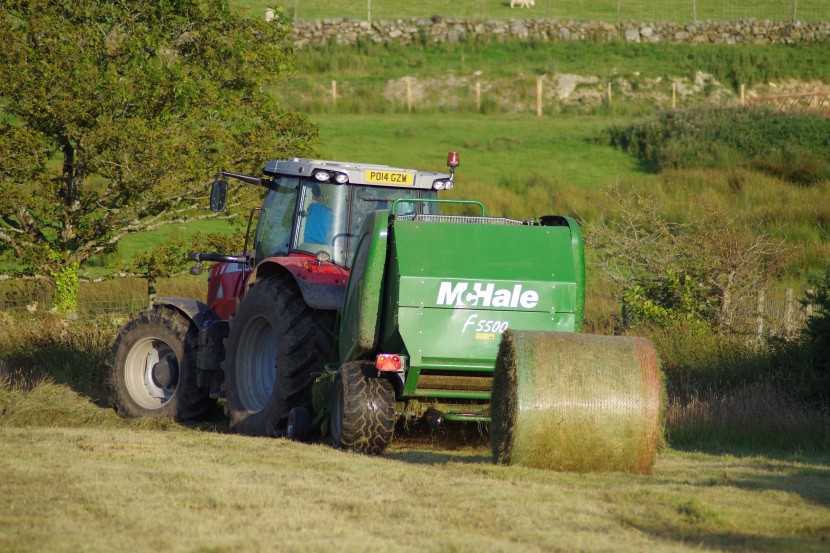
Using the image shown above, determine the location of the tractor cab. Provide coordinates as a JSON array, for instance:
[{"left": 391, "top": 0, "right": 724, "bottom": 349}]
[
  {"left": 253, "top": 173, "right": 437, "bottom": 269},
  {"left": 252, "top": 158, "right": 456, "bottom": 269},
  {"left": 204, "top": 156, "right": 458, "bottom": 316}
]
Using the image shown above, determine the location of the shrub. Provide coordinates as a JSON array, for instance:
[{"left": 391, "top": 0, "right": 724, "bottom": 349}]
[
  {"left": 608, "top": 107, "right": 830, "bottom": 185},
  {"left": 586, "top": 186, "right": 785, "bottom": 332},
  {"left": 797, "top": 269, "right": 830, "bottom": 402}
]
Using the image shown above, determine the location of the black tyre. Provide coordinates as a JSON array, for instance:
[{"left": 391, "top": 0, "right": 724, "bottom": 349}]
[
  {"left": 224, "top": 273, "right": 334, "bottom": 436},
  {"left": 108, "top": 306, "right": 210, "bottom": 421},
  {"left": 286, "top": 407, "right": 312, "bottom": 442},
  {"left": 330, "top": 362, "right": 395, "bottom": 455}
]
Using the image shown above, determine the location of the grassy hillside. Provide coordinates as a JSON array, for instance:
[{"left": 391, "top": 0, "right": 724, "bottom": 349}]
[
  {"left": 230, "top": 0, "right": 830, "bottom": 23},
  {"left": 275, "top": 41, "right": 830, "bottom": 118},
  {"left": 315, "top": 112, "right": 830, "bottom": 283},
  {"left": 316, "top": 113, "right": 642, "bottom": 190}
]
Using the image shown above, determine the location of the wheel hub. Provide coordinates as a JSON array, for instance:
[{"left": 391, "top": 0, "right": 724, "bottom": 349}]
[{"left": 151, "top": 354, "right": 179, "bottom": 389}]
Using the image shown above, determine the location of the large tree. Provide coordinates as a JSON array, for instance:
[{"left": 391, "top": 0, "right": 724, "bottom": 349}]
[{"left": 0, "top": 0, "right": 316, "bottom": 275}]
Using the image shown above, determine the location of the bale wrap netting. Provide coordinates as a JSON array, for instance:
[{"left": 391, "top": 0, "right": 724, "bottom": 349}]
[{"left": 491, "top": 330, "right": 663, "bottom": 473}]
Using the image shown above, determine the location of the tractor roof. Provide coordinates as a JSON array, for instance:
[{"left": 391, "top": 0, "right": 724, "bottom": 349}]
[{"left": 263, "top": 158, "right": 454, "bottom": 191}]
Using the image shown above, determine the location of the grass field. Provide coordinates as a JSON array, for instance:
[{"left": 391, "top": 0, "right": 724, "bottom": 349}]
[
  {"left": 231, "top": 0, "right": 830, "bottom": 23},
  {"left": 316, "top": 113, "right": 643, "bottom": 190},
  {"left": 0, "top": 389, "right": 828, "bottom": 553}
]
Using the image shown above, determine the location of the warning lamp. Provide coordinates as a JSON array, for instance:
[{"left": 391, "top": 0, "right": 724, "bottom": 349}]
[
  {"left": 447, "top": 151, "right": 460, "bottom": 168},
  {"left": 375, "top": 354, "right": 403, "bottom": 372},
  {"left": 445, "top": 151, "right": 460, "bottom": 188}
]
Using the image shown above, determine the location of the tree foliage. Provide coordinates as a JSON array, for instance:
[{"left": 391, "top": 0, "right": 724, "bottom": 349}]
[
  {"left": 800, "top": 270, "right": 830, "bottom": 400},
  {"left": 0, "top": 0, "right": 316, "bottom": 275},
  {"left": 586, "top": 186, "right": 786, "bottom": 333}
]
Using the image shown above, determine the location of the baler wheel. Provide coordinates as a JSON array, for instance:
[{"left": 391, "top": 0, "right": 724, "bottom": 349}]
[
  {"left": 108, "top": 306, "right": 210, "bottom": 421},
  {"left": 286, "top": 407, "right": 312, "bottom": 442},
  {"left": 330, "top": 362, "right": 395, "bottom": 455},
  {"left": 224, "top": 273, "right": 334, "bottom": 437}
]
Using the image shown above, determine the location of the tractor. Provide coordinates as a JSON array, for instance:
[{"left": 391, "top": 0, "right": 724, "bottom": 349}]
[{"left": 108, "top": 153, "right": 662, "bottom": 472}]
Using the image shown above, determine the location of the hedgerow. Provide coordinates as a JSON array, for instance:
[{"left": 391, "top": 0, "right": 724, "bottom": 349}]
[{"left": 607, "top": 107, "right": 830, "bottom": 185}]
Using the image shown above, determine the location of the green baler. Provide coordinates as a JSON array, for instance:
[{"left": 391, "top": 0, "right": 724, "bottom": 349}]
[{"left": 327, "top": 200, "right": 661, "bottom": 473}]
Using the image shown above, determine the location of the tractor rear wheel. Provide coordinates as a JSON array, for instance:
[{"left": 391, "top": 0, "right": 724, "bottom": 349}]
[
  {"left": 330, "top": 362, "right": 395, "bottom": 454},
  {"left": 108, "top": 306, "right": 210, "bottom": 421},
  {"left": 224, "top": 273, "right": 334, "bottom": 436}
]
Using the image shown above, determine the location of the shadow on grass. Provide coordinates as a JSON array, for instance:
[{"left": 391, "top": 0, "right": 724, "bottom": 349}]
[
  {"left": 667, "top": 444, "right": 830, "bottom": 510},
  {"left": 387, "top": 450, "right": 491, "bottom": 466},
  {"left": 638, "top": 526, "right": 829, "bottom": 553},
  {"left": 386, "top": 420, "right": 492, "bottom": 465}
]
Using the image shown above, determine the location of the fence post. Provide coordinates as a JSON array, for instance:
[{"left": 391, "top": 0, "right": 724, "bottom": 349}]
[
  {"left": 406, "top": 78, "right": 413, "bottom": 113},
  {"left": 740, "top": 84, "right": 746, "bottom": 105},
  {"left": 755, "top": 289, "right": 765, "bottom": 346},
  {"left": 784, "top": 288, "right": 794, "bottom": 335},
  {"left": 147, "top": 277, "right": 157, "bottom": 311},
  {"left": 536, "top": 76, "right": 544, "bottom": 117},
  {"left": 476, "top": 80, "right": 481, "bottom": 112},
  {"left": 607, "top": 82, "right": 613, "bottom": 105},
  {"left": 671, "top": 81, "right": 676, "bottom": 108},
  {"left": 331, "top": 80, "right": 337, "bottom": 106},
  {"left": 804, "top": 290, "right": 814, "bottom": 319}
]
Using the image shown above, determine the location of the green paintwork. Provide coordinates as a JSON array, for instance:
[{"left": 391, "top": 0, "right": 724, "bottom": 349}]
[
  {"left": 338, "top": 210, "right": 389, "bottom": 363},
  {"left": 336, "top": 199, "right": 586, "bottom": 405}
]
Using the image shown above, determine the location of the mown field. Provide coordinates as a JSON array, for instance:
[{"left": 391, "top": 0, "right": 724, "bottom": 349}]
[{"left": 1, "top": 383, "right": 828, "bottom": 553}]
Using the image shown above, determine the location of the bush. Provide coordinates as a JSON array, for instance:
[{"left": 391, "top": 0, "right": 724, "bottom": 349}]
[
  {"left": 586, "top": 186, "right": 785, "bottom": 333},
  {"left": 608, "top": 107, "right": 830, "bottom": 185},
  {"left": 796, "top": 269, "right": 830, "bottom": 402}
]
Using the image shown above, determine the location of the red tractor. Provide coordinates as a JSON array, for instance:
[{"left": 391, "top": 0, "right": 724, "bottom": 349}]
[{"left": 107, "top": 156, "right": 454, "bottom": 436}]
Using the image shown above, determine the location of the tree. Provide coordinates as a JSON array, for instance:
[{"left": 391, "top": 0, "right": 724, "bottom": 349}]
[
  {"left": 0, "top": 0, "right": 316, "bottom": 276},
  {"left": 800, "top": 270, "right": 830, "bottom": 400},
  {"left": 586, "top": 186, "right": 785, "bottom": 333}
]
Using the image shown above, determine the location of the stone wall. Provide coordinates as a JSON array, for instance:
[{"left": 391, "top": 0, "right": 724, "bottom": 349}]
[{"left": 291, "top": 18, "right": 830, "bottom": 48}]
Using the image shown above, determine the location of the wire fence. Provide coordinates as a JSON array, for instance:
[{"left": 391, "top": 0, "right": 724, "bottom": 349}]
[
  {"left": 280, "top": 0, "right": 830, "bottom": 23},
  {"left": 0, "top": 285, "right": 819, "bottom": 343}
]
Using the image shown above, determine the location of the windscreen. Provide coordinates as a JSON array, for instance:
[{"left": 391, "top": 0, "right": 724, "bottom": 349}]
[
  {"left": 254, "top": 176, "right": 299, "bottom": 265},
  {"left": 293, "top": 181, "right": 437, "bottom": 268}
]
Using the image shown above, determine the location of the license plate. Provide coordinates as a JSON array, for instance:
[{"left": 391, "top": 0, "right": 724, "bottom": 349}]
[{"left": 364, "top": 170, "right": 414, "bottom": 186}]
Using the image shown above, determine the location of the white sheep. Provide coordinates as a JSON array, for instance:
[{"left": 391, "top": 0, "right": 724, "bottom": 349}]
[{"left": 510, "top": 0, "right": 535, "bottom": 8}]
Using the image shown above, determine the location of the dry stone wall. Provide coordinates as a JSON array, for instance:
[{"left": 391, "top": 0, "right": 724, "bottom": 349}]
[{"left": 291, "top": 18, "right": 830, "bottom": 48}]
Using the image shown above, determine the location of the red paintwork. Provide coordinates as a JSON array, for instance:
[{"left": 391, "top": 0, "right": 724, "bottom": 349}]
[
  {"left": 205, "top": 253, "right": 350, "bottom": 320},
  {"left": 205, "top": 262, "right": 249, "bottom": 320}
]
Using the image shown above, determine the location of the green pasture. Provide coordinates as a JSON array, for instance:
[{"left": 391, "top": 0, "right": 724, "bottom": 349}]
[
  {"left": 289, "top": 40, "right": 830, "bottom": 85},
  {"left": 315, "top": 112, "right": 643, "bottom": 190},
  {"left": 231, "top": 0, "right": 830, "bottom": 23},
  {"left": 276, "top": 40, "right": 830, "bottom": 120},
  {"left": 82, "top": 218, "right": 239, "bottom": 280},
  {"left": 56, "top": 110, "right": 829, "bottom": 284}
]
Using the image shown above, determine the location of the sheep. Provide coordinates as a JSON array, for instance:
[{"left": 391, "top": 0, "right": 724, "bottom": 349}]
[{"left": 510, "top": 0, "right": 535, "bottom": 8}]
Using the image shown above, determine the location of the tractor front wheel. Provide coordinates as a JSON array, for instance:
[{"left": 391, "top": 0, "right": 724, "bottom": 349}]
[
  {"left": 330, "top": 362, "right": 395, "bottom": 454},
  {"left": 224, "top": 273, "right": 333, "bottom": 437},
  {"left": 108, "top": 306, "right": 210, "bottom": 421}
]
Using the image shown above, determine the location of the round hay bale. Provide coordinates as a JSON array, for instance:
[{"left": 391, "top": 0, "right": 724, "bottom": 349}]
[{"left": 491, "top": 330, "right": 663, "bottom": 474}]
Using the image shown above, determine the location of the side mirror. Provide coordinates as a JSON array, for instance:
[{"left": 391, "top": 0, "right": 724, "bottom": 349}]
[{"left": 210, "top": 179, "right": 228, "bottom": 212}]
